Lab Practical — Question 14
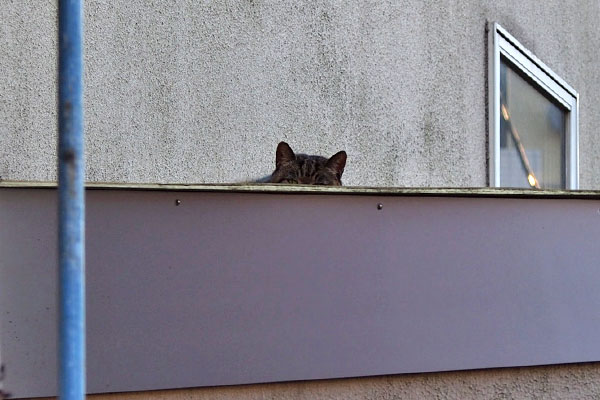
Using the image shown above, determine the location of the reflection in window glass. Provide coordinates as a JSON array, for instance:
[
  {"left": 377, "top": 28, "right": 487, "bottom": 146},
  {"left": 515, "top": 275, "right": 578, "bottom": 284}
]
[{"left": 499, "top": 58, "right": 566, "bottom": 189}]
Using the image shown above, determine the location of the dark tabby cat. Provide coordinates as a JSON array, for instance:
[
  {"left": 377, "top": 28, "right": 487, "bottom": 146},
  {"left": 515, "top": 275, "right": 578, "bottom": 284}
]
[{"left": 268, "top": 142, "right": 347, "bottom": 186}]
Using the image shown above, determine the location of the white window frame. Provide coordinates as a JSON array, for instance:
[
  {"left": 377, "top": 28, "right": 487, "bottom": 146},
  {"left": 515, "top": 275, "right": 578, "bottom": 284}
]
[{"left": 488, "top": 22, "right": 579, "bottom": 189}]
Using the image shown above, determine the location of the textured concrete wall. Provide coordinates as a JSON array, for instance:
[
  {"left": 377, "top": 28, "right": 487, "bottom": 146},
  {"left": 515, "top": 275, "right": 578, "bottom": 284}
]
[
  {"left": 35, "top": 363, "right": 600, "bottom": 400},
  {"left": 1, "top": 0, "right": 598, "bottom": 187}
]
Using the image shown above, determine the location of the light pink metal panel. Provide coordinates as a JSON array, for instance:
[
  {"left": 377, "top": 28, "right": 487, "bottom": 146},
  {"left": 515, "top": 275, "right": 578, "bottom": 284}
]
[{"left": 1, "top": 188, "right": 600, "bottom": 398}]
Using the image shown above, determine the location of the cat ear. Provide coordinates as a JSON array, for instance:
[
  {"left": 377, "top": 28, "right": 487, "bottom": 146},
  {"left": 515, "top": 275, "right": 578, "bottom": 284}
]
[
  {"left": 326, "top": 150, "right": 347, "bottom": 177},
  {"left": 276, "top": 142, "right": 295, "bottom": 168}
]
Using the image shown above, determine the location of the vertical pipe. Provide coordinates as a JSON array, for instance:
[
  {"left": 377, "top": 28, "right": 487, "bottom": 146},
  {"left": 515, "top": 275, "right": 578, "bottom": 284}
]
[{"left": 58, "top": 0, "right": 85, "bottom": 399}]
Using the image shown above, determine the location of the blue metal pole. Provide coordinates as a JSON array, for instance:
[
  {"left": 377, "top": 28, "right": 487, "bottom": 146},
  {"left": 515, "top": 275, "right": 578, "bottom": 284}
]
[{"left": 58, "top": 0, "right": 85, "bottom": 399}]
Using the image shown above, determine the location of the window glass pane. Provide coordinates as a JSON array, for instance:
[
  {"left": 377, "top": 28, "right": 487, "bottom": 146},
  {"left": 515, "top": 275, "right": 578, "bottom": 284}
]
[{"left": 499, "top": 58, "right": 566, "bottom": 189}]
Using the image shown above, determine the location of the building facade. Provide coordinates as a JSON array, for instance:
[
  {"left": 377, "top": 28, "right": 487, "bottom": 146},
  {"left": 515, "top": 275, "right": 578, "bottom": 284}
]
[{"left": 2, "top": 1, "right": 600, "bottom": 399}]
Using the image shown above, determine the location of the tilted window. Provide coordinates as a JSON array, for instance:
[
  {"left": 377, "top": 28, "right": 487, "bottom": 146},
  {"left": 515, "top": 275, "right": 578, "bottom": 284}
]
[{"left": 488, "top": 23, "right": 579, "bottom": 189}]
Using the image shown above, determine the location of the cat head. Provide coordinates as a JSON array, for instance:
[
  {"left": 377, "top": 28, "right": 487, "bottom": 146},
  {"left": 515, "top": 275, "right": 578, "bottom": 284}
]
[{"left": 269, "top": 142, "right": 347, "bottom": 186}]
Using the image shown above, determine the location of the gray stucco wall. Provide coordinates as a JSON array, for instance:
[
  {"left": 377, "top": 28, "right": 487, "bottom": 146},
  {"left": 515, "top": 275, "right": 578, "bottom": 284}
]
[
  {"left": 36, "top": 363, "right": 600, "bottom": 400},
  {"left": 1, "top": 0, "right": 598, "bottom": 187}
]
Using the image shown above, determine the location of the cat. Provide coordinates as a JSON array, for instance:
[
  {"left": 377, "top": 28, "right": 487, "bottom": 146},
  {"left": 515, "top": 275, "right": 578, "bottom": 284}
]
[{"left": 267, "top": 142, "right": 347, "bottom": 186}]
